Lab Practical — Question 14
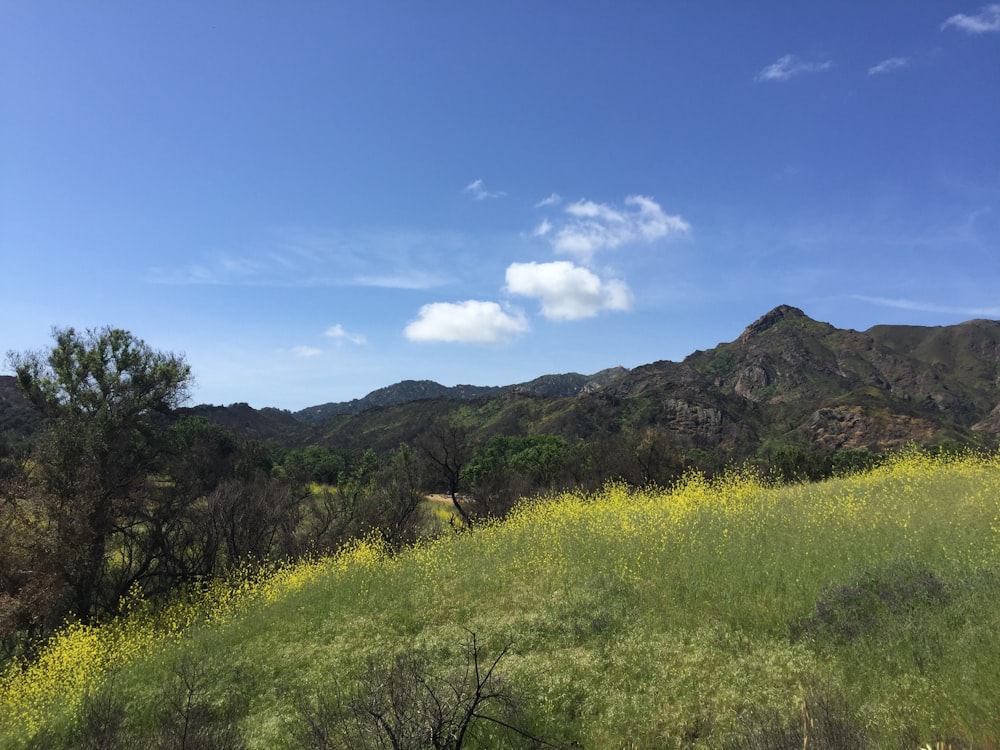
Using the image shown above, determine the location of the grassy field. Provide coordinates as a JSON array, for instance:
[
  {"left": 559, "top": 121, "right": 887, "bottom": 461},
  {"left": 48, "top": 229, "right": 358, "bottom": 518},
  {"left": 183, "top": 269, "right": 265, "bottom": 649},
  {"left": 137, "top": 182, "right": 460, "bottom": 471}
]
[{"left": 3, "top": 448, "right": 1000, "bottom": 748}]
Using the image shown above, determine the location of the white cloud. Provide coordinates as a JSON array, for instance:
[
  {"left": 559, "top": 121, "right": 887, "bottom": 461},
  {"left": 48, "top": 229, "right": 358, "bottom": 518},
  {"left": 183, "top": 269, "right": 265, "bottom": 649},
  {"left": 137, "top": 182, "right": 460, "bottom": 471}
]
[
  {"left": 534, "top": 193, "right": 562, "bottom": 208},
  {"left": 292, "top": 345, "right": 322, "bottom": 358},
  {"left": 505, "top": 261, "right": 632, "bottom": 321},
  {"left": 463, "top": 178, "right": 507, "bottom": 200},
  {"left": 404, "top": 300, "right": 529, "bottom": 343},
  {"left": 565, "top": 199, "right": 627, "bottom": 223},
  {"left": 755, "top": 54, "right": 833, "bottom": 82},
  {"left": 868, "top": 57, "right": 912, "bottom": 75},
  {"left": 324, "top": 324, "right": 367, "bottom": 345},
  {"left": 532, "top": 218, "right": 553, "bottom": 237},
  {"left": 853, "top": 295, "right": 1000, "bottom": 317},
  {"left": 942, "top": 4, "right": 1000, "bottom": 33},
  {"left": 548, "top": 194, "right": 690, "bottom": 262}
]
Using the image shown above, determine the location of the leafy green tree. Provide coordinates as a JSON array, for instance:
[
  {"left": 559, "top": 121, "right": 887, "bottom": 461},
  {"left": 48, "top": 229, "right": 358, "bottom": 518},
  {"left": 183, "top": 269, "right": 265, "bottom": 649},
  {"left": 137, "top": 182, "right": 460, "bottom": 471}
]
[
  {"left": 753, "top": 441, "right": 831, "bottom": 482},
  {"left": 463, "top": 434, "right": 585, "bottom": 516},
  {"left": 830, "top": 448, "right": 882, "bottom": 477},
  {"left": 166, "top": 416, "right": 239, "bottom": 497},
  {"left": 280, "top": 445, "right": 347, "bottom": 486},
  {"left": 6, "top": 327, "right": 191, "bottom": 623}
]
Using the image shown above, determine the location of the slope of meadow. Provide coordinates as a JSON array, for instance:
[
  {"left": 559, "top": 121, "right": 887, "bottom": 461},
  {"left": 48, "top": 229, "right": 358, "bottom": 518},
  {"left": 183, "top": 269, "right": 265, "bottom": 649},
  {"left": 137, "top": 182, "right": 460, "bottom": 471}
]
[{"left": 3, "top": 450, "right": 1000, "bottom": 748}]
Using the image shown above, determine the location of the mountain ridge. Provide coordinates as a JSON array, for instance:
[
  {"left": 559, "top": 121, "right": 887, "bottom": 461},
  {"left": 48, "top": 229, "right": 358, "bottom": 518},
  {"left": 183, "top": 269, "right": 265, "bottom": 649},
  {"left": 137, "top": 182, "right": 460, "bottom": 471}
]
[
  {"left": 5, "top": 306, "right": 1000, "bottom": 461},
  {"left": 291, "top": 366, "right": 629, "bottom": 423},
  {"left": 287, "top": 304, "right": 1000, "bottom": 458}
]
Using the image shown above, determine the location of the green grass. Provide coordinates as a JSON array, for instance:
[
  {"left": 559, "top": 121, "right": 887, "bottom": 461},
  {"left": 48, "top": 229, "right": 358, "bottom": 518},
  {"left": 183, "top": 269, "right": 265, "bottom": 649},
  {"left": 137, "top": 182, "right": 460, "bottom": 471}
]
[{"left": 3, "top": 449, "right": 1000, "bottom": 748}]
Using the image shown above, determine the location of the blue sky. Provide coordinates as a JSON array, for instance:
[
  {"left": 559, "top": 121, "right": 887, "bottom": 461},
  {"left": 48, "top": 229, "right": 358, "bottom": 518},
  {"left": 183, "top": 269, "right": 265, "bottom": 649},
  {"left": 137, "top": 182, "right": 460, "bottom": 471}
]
[{"left": 2, "top": 3, "right": 999, "bottom": 410}]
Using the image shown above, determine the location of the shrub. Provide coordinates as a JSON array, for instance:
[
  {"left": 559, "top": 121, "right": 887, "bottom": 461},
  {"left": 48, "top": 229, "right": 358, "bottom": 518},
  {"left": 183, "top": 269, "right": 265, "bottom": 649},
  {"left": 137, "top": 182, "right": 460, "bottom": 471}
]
[
  {"left": 791, "top": 563, "right": 950, "bottom": 645},
  {"left": 292, "top": 631, "right": 551, "bottom": 750},
  {"left": 727, "top": 690, "right": 869, "bottom": 750}
]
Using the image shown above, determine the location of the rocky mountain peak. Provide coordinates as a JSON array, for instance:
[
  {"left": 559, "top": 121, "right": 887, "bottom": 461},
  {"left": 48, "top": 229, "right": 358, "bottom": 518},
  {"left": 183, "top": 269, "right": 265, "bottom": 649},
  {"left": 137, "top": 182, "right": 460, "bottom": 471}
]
[{"left": 738, "top": 305, "right": 807, "bottom": 343}]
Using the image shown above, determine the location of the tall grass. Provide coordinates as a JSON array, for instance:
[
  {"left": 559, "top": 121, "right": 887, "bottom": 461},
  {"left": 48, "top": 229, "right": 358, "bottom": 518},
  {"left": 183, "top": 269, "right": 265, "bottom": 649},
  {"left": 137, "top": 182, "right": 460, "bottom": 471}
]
[{"left": 3, "top": 448, "right": 1000, "bottom": 748}]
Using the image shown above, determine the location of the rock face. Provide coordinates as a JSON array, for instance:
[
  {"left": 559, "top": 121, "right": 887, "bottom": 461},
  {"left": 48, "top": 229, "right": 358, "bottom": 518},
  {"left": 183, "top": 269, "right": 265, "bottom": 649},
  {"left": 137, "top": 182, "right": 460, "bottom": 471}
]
[
  {"left": 802, "top": 406, "right": 937, "bottom": 451},
  {"left": 733, "top": 364, "right": 770, "bottom": 401},
  {"left": 974, "top": 403, "right": 1000, "bottom": 433},
  {"left": 661, "top": 398, "right": 725, "bottom": 439}
]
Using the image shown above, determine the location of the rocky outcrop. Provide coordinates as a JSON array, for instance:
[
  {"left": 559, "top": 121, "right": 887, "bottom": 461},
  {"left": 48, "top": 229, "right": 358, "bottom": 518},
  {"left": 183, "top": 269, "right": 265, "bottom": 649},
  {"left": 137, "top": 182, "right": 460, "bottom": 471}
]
[
  {"left": 737, "top": 304, "right": 809, "bottom": 343},
  {"left": 733, "top": 363, "right": 770, "bottom": 401},
  {"left": 802, "top": 405, "right": 936, "bottom": 451}
]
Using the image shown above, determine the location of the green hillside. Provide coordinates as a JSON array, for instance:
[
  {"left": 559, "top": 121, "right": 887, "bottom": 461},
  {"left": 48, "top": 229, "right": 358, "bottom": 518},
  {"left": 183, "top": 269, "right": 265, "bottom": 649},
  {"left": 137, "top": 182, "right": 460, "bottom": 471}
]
[{"left": 3, "top": 450, "right": 1000, "bottom": 748}]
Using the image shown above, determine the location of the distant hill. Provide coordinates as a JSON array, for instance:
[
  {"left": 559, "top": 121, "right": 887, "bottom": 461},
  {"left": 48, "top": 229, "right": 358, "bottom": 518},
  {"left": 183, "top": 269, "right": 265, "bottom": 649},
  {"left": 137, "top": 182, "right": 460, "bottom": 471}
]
[
  {"left": 292, "top": 367, "right": 628, "bottom": 423},
  {"left": 5, "top": 306, "right": 1000, "bottom": 460},
  {"left": 175, "top": 402, "right": 310, "bottom": 445}
]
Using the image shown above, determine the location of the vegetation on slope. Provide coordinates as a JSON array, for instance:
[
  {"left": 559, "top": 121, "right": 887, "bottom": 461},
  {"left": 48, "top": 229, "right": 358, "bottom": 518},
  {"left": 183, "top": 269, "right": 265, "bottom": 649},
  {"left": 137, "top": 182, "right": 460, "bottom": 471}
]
[{"left": 3, "top": 449, "right": 1000, "bottom": 748}]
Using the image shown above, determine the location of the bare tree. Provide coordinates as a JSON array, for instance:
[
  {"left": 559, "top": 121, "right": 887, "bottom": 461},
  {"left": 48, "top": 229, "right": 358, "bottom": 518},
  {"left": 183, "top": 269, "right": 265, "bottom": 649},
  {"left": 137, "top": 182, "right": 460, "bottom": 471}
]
[
  {"left": 293, "top": 631, "right": 556, "bottom": 749},
  {"left": 417, "top": 420, "right": 474, "bottom": 528},
  {"left": 207, "top": 476, "right": 303, "bottom": 568}
]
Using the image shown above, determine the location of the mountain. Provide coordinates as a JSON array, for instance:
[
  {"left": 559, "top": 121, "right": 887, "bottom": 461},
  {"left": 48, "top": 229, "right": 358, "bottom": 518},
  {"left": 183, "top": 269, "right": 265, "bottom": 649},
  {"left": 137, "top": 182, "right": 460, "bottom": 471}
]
[
  {"left": 301, "top": 305, "right": 1000, "bottom": 456},
  {"left": 292, "top": 368, "right": 628, "bottom": 423},
  {"left": 674, "top": 304, "right": 1000, "bottom": 451},
  {"left": 5, "top": 307, "right": 1000, "bottom": 460},
  {"left": 176, "top": 402, "right": 312, "bottom": 445}
]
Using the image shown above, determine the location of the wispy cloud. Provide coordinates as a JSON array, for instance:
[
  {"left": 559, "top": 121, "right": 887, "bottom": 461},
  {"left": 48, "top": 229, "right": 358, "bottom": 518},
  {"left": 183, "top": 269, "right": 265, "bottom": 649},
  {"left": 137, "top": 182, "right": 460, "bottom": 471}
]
[
  {"left": 148, "top": 256, "right": 270, "bottom": 284},
  {"left": 289, "top": 325, "right": 367, "bottom": 359},
  {"left": 147, "top": 229, "right": 458, "bottom": 289},
  {"left": 534, "top": 193, "right": 562, "bottom": 208},
  {"left": 148, "top": 264, "right": 218, "bottom": 284},
  {"left": 403, "top": 300, "right": 528, "bottom": 343},
  {"left": 505, "top": 261, "right": 632, "bottom": 321},
  {"left": 755, "top": 54, "right": 833, "bottom": 82},
  {"left": 853, "top": 295, "right": 1000, "bottom": 317},
  {"left": 463, "top": 178, "right": 507, "bottom": 200},
  {"left": 868, "top": 56, "right": 912, "bottom": 75},
  {"left": 542, "top": 194, "right": 690, "bottom": 263},
  {"left": 324, "top": 324, "right": 367, "bottom": 345},
  {"left": 352, "top": 271, "right": 447, "bottom": 290},
  {"left": 942, "top": 4, "right": 1000, "bottom": 33}
]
